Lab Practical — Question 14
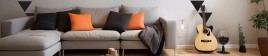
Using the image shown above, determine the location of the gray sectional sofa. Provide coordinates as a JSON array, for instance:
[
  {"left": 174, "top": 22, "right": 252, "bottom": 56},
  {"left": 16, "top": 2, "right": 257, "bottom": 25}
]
[{"left": 0, "top": 5, "right": 177, "bottom": 56}]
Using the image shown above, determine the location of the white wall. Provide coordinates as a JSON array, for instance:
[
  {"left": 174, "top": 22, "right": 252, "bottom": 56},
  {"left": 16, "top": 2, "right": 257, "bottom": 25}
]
[
  {"left": 0, "top": 0, "right": 26, "bottom": 20},
  {"left": 202, "top": 0, "right": 258, "bottom": 44},
  {"left": 0, "top": 0, "right": 260, "bottom": 47},
  {"left": 159, "top": 0, "right": 258, "bottom": 46}
]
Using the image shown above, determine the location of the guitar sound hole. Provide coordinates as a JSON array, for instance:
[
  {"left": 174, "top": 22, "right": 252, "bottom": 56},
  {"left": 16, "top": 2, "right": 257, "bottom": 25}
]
[
  {"left": 218, "top": 37, "right": 229, "bottom": 45},
  {"left": 201, "top": 40, "right": 211, "bottom": 42}
]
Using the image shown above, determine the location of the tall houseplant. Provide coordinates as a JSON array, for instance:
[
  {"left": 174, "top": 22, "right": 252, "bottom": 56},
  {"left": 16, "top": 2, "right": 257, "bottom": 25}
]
[
  {"left": 250, "top": 0, "right": 268, "bottom": 55},
  {"left": 250, "top": 0, "right": 268, "bottom": 37}
]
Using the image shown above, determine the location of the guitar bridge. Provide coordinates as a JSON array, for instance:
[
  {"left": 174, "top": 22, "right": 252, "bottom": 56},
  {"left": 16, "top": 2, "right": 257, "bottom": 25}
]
[{"left": 201, "top": 40, "right": 211, "bottom": 42}]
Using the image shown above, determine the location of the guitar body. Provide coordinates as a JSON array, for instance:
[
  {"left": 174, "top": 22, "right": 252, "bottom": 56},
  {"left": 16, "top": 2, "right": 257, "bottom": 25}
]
[{"left": 195, "top": 24, "right": 218, "bottom": 52}]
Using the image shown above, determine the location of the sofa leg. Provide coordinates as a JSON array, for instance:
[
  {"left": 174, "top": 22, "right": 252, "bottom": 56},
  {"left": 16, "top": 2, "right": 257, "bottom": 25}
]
[
  {"left": 59, "top": 50, "right": 61, "bottom": 56},
  {"left": 117, "top": 49, "right": 120, "bottom": 55},
  {"left": 122, "top": 49, "right": 125, "bottom": 56},
  {"left": 62, "top": 50, "right": 65, "bottom": 56},
  {"left": 174, "top": 49, "right": 176, "bottom": 56}
]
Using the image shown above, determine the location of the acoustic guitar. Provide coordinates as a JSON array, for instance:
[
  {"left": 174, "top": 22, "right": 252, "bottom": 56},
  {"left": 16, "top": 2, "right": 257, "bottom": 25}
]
[{"left": 194, "top": 5, "right": 218, "bottom": 52}]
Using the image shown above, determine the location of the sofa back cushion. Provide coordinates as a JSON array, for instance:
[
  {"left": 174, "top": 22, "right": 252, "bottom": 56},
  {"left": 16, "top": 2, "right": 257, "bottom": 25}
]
[
  {"left": 35, "top": 6, "right": 73, "bottom": 13},
  {"left": 34, "top": 6, "right": 74, "bottom": 22},
  {"left": 78, "top": 6, "right": 120, "bottom": 28},
  {"left": 120, "top": 5, "right": 160, "bottom": 25}
]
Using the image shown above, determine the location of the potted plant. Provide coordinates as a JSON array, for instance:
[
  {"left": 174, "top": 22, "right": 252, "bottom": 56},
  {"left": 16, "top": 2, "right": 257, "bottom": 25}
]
[
  {"left": 250, "top": 0, "right": 268, "bottom": 55},
  {"left": 238, "top": 24, "right": 246, "bottom": 53}
]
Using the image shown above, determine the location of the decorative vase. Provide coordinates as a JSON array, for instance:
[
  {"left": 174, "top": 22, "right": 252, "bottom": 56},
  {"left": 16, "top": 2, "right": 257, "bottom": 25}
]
[{"left": 239, "top": 45, "right": 246, "bottom": 53}]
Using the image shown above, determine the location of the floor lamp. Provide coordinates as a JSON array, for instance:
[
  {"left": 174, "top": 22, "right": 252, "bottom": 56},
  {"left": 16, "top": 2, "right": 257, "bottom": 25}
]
[{"left": 174, "top": 19, "right": 186, "bottom": 56}]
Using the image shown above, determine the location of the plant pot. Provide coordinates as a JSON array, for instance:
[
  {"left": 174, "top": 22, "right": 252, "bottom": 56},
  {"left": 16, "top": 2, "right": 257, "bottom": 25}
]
[
  {"left": 239, "top": 45, "right": 246, "bottom": 53},
  {"left": 258, "top": 37, "right": 268, "bottom": 56}
]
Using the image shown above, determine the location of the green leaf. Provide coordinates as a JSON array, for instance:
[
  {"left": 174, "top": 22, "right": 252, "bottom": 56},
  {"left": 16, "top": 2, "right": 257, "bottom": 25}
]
[
  {"left": 250, "top": 10, "right": 268, "bottom": 30},
  {"left": 251, "top": 0, "right": 262, "bottom": 4},
  {"left": 238, "top": 24, "right": 246, "bottom": 45}
]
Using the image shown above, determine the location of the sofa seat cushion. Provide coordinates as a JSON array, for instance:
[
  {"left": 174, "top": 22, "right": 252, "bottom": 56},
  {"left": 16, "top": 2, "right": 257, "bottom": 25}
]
[
  {"left": 0, "top": 29, "right": 62, "bottom": 51},
  {"left": 120, "top": 30, "right": 142, "bottom": 40},
  {"left": 61, "top": 28, "right": 120, "bottom": 41}
]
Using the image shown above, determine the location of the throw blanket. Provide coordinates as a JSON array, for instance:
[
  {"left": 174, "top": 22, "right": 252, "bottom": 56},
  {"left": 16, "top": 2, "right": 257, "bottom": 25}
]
[{"left": 139, "top": 23, "right": 165, "bottom": 56}]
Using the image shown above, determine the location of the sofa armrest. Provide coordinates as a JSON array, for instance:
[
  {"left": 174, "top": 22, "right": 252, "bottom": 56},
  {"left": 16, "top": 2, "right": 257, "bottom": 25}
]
[
  {"left": 160, "top": 17, "right": 177, "bottom": 49},
  {"left": 1, "top": 17, "right": 34, "bottom": 37}
]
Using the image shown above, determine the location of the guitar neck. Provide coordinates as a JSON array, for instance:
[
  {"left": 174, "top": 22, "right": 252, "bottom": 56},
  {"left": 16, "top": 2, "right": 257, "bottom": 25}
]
[
  {"left": 202, "top": 11, "right": 206, "bottom": 29},
  {"left": 201, "top": 5, "right": 207, "bottom": 29}
]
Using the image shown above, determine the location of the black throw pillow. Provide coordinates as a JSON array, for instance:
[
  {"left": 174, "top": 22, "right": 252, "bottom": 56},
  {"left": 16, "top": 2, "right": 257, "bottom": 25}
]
[
  {"left": 31, "top": 13, "right": 57, "bottom": 30},
  {"left": 102, "top": 11, "right": 132, "bottom": 33},
  {"left": 57, "top": 9, "right": 80, "bottom": 32}
]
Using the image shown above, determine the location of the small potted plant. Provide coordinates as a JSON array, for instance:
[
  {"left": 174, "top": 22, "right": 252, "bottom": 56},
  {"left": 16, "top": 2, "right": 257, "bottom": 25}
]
[
  {"left": 238, "top": 24, "right": 246, "bottom": 53},
  {"left": 250, "top": 0, "right": 268, "bottom": 55}
]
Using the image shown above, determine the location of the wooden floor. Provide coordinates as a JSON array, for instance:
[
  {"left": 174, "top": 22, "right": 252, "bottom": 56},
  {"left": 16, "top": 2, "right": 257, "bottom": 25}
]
[
  {"left": 162, "top": 48, "right": 260, "bottom": 56},
  {"left": 55, "top": 48, "right": 260, "bottom": 56}
]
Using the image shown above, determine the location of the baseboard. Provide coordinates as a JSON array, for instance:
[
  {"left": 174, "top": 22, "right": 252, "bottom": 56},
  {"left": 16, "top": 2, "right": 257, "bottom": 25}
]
[{"left": 176, "top": 44, "right": 258, "bottom": 49}]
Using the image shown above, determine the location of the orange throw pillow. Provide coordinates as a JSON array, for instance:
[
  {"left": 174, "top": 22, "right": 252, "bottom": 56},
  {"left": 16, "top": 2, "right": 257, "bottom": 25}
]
[
  {"left": 127, "top": 12, "right": 145, "bottom": 30},
  {"left": 68, "top": 13, "right": 95, "bottom": 31}
]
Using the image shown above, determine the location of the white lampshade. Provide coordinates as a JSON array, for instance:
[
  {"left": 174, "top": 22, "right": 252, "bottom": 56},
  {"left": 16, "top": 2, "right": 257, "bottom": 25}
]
[{"left": 181, "top": 24, "right": 184, "bottom": 29}]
